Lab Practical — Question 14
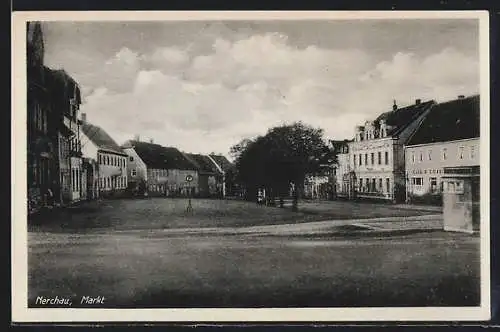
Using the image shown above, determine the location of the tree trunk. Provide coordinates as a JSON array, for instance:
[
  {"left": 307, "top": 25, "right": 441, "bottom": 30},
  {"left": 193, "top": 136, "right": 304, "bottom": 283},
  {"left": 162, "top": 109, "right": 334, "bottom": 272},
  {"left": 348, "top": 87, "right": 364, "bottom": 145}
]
[{"left": 292, "top": 185, "right": 299, "bottom": 212}]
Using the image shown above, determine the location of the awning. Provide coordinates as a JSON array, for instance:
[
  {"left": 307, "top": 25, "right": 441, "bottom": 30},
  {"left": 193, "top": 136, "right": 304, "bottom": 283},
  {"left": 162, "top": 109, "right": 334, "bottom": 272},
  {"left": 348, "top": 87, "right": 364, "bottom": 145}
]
[{"left": 442, "top": 166, "right": 480, "bottom": 177}]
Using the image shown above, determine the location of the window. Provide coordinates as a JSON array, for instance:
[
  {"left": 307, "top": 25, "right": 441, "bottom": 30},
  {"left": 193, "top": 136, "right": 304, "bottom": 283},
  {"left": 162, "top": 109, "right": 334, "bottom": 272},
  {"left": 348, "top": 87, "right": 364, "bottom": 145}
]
[
  {"left": 132, "top": 169, "right": 137, "bottom": 177},
  {"left": 378, "top": 178, "right": 383, "bottom": 191},
  {"left": 419, "top": 152, "right": 423, "bottom": 162},
  {"left": 378, "top": 152, "right": 381, "bottom": 165},
  {"left": 430, "top": 177, "right": 438, "bottom": 193},
  {"left": 359, "top": 178, "right": 363, "bottom": 191},
  {"left": 444, "top": 180, "right": 464, "bottom": 194},
  {"left": 411, "top": 152, "right": 415, "bottom": 163},
  {"left": 359, "top": 154, "right": 362, "bottom": 166},
  {"left": 365, "top": 154, "right": 368, "bottom": 165},
  {"left": 353, "top": 154, "right": 357, "bottom": 167},
  {"left": 428, "top": 150, "right": 432, "bottom": 161},
  {"left": 371, "top": 178, "right": 376, "bottom": 192},
  {"left": 470, "top": 145, "right": 475, "bottom": 159},
  {"left": 412, "top": 177, "right": 423, "bottom": 186},
  {"left": 385, "top": 151, "right": 389, "bottom": 165},
  {"left": 371, "top": 153, "right": 374, "bottom": 165},
  {"left": 386, "top": 178, "right": 390, "bottom": 193},
  {"left": 442, "top": 148, "right": 447, "bottom": 160},
  {"left": 129, "top": 156, "right": 134, "bottom": 162},
  {"left": 458, "top": 146, "right": 465, "bottom": 160},
  {"left": 106, "top": 156, "right": 109, "bottom": 165}
]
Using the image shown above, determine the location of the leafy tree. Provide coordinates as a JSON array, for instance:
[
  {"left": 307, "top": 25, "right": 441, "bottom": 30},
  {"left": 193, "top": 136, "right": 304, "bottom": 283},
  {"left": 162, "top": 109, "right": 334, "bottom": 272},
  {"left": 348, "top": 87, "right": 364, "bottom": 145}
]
[{"left": 232, "top": 121, "right": 331, "bottom": 210}]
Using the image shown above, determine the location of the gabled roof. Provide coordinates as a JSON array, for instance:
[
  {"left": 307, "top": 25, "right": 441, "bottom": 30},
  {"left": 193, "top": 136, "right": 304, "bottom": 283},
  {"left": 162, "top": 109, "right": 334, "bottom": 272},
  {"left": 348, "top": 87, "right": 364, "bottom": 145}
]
[
  {"left": 80, "top": 121, "right": 124, "bottom": 155},
  {"left": 407, "top": 95, "right": 480, "bottom": 146},
  {"left": 121, "top": 140, "right": 198, "bottom": 171},
  {"left": 184, "top": 153, "right": 220, "bottom": 175},
  {"left": 209, "top": 154, "right": 234, "bottom": 172},
  {"left": 374, "top": 100, "right": 435, "bottom": 137},
  {"left": 47, "top": 69, "right": 82, "bottom": 105},
  {"left": 329, "top": 139, "right": 352, "bottom": 154}
]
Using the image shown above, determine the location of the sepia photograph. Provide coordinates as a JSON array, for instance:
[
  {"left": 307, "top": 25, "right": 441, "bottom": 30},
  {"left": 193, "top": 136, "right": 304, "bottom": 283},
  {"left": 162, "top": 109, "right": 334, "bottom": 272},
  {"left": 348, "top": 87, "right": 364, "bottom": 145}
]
[{"left": 12, "top": 11, "right": 490, "bottom": 322}]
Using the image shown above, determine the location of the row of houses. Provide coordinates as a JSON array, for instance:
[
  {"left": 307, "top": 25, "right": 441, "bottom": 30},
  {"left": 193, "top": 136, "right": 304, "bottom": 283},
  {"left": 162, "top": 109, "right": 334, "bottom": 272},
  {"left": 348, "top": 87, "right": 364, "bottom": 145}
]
[
  {"left": 27, "top": 21, "right": 85, "bottom": 214},
  {"left": 304, "top": 94, "right": 480, "bottom": 204},
  {"left": 27, "top": 22, "right": 233, "bottom": 215},
  {"left": 121, "top": 138, "right": 232, "bottom": 198}
]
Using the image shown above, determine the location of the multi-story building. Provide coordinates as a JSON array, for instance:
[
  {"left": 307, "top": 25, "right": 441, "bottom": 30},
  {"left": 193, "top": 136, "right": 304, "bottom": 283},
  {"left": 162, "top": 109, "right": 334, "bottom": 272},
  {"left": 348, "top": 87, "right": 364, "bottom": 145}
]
[
  {"left": 79, "top": 113, "right": 128, "bottom": 198},
  {"left": 27, "top": 22, "right": 55, "bottom": 214},
  {"left": 27, "top": 21, "right": 84, "bottom": 211},
  {"left": 337, "top": 99, "right": 436, "bottom": 203},
  {"left": 121, "top": 139, "right": 199, "bottom": 197},
  {"left": 51, "top": 69, "right": 83, "bottom": 204},
  {"left": 404, "top": 95, "right": 480, "bottom": 203},
  {"left": 330, "top": 139, "right": 354, "bottom": 199}
]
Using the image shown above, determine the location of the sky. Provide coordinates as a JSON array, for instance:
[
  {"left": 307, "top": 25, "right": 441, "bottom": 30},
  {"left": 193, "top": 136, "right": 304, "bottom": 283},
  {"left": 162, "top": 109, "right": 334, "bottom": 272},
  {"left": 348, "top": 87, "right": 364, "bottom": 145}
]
[{"left": 41, "top": 19, "right": 480, "bottom": 159}]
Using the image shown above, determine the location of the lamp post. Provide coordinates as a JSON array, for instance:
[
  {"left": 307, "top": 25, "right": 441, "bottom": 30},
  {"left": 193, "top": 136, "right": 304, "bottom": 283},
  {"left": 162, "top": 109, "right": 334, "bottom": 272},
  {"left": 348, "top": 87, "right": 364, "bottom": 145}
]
[{"left": 185, "top": 174, "right": 193, "bottom": 213}]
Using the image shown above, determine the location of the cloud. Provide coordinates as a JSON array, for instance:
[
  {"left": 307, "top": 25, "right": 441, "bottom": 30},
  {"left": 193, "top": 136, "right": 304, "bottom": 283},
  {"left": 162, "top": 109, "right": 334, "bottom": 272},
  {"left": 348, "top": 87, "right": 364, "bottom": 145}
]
[
  {"left": 78, "top": 33, "right": 479, "bottom": 157},
  {"left": 355, "top": 47, "right": 479, "bottom": 120}
]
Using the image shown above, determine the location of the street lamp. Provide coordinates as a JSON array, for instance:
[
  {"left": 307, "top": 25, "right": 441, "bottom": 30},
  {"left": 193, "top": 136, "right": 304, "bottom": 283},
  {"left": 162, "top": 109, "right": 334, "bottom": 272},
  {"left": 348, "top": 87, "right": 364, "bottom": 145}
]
[{"left": 185, "top": 174, "right": 193, "bottom": 213}]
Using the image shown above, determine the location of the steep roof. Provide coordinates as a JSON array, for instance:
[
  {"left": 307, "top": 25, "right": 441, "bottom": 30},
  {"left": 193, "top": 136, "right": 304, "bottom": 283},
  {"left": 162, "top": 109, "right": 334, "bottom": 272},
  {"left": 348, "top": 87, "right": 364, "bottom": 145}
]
[
  {"left": 122, "top": 140, "right": 198, "bottom": 170},
  {"left": 374, "top": 100, "right": 435, "bottom": 137},
  {"left": 407, "top": 95, "right": 480, "bottom": 146},
  {"left": 80, "top": 121, "right": 125, "bottom": 155},
  {"left": 329, "top": 139, "right": 352, "bottom": 154},
  {"left": 209, "top": 154, "right": 234, "bottom": 172},
  {"left": 184, "top": 153, "right": 220, "bottom": 175}
]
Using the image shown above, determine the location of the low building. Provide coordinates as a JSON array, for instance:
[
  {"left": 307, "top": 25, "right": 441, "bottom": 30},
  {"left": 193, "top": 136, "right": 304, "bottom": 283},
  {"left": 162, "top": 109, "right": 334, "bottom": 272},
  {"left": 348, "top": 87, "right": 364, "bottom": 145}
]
[
  {"left": 404, "top": 95, "right": 480, "bottom": 204},
  {"left": 184, "top": 153, "right": 221, "bottom": 198},
  {"left": 208, "top": 154, "right": 234, "bottom": 197},
  {"left": 337, "top": 99, "right": 436, "bottom": 203},
  {"left": 121, "top": 139, "right": 199, "bottom": 197},
  {"left": 79, "top": 113, "right": 128, "bottom": 198}
]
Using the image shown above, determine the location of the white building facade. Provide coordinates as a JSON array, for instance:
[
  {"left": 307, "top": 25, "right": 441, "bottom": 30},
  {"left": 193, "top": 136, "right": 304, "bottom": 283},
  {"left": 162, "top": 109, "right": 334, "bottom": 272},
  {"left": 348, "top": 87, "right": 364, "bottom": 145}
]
[{"left": 335, "top": 99, "right": 436, "bottom": 203}]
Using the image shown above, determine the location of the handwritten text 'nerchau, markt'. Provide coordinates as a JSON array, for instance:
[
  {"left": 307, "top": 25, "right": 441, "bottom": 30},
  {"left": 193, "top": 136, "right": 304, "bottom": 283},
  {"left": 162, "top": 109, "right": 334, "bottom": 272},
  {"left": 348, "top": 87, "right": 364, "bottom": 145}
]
[{"left": 35, "top": 296, "right": 106, "bottom": 306}]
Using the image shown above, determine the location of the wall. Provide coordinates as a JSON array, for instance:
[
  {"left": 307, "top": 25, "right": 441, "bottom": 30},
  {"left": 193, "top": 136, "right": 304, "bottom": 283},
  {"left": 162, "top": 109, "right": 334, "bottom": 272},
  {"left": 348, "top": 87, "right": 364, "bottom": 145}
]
[
  {"left": 197, "top": 174, "right": 220, "bottom": 197},
  {"left": 349, "top": 137, "right": 396, "bottom": 198},
  {"left": 123, "top": 147, "right": 148, "bottom": 186},
  {"left": 166, "top": 169, "right": 199, "bottom": 196},
  {"left": 69, "top": 156, "right": 82, "bottom": 202},
  {"left": 146, "top": 168, "right": 169, "bottom": 196},
  {"left": 80, "top": 131, "right": 99, "bottom": 160},
  {"left": 405, "top": 138, "right": 480, "bottom": 196},
  {"left": 334, "top": 153, "right": 350, "bottom": 195},
  {"left": 97, "top": 151, "right": 128, "bottom": 192},
  {"left": 58, "top": 133, "right": 72, "bottom": 203}
]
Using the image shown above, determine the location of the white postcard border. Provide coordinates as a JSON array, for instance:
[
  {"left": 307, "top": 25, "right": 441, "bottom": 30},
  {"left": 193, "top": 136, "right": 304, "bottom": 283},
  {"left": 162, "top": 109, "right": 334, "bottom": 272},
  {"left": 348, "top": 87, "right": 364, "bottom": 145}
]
[{"left": 12, "top": 10, "right": 491, "bottom": 323}]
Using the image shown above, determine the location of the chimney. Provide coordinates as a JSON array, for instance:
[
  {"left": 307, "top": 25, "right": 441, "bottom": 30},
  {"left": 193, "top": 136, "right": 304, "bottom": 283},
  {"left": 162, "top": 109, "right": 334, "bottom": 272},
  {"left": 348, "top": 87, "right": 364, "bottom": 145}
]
[
  {"left": 415, "top": 99, "right": 421, "bottom": 105},
  {"left": 458, "top": 95, "right": 465, "bottom": 99},
  {"left": 392, "top": 100, "right": 398, "bottom": 111},
  {"left": 81, "top": 113, "right": 87, "bottom": 122}
]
